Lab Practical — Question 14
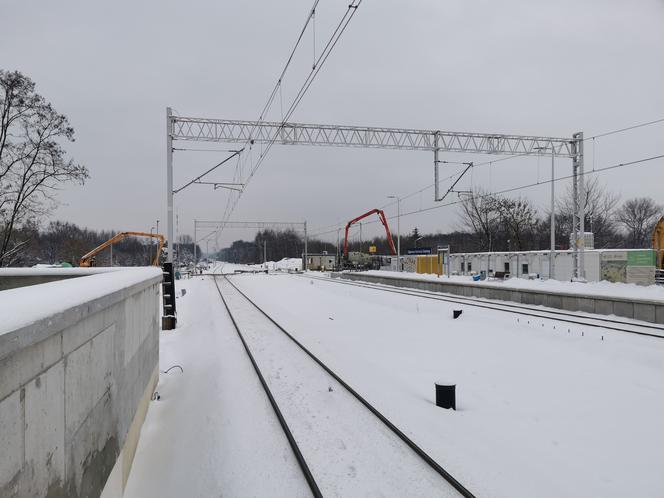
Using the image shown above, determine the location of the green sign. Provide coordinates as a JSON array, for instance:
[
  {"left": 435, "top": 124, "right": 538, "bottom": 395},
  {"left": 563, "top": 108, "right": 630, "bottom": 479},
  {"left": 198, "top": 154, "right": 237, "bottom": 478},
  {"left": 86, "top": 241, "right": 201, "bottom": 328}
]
[{"left": 627, "top": 250, "right": 656, "bottom": 267}]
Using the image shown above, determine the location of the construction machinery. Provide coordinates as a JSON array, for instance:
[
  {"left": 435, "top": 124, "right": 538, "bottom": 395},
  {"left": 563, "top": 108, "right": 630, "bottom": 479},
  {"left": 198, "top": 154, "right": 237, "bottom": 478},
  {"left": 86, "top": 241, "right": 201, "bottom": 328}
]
[
  {"left": 342, "top": 209, "right": 397, "bottom": 270},
  {"left": 79, "top": 231, "right": 165, "bottom": 267}
]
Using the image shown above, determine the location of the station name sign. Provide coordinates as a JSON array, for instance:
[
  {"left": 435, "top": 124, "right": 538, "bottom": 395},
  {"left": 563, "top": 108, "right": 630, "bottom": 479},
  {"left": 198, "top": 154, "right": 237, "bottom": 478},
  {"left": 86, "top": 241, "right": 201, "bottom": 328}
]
[{"left": 407, "top": 247, "right": 432, "bottom": 255}]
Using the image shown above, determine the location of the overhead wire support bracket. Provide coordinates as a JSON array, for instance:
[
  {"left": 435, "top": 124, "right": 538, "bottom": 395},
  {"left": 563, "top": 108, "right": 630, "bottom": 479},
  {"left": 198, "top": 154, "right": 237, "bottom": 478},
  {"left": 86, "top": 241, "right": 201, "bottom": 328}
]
[
  {"left": 172, "top": 148, "right": 244, "bottom": 194},
  {"left": 437, "top": 162, "right": 473, "bottom": 203},
  {"left": 192, "top": 181, "right": 244, "bottom": 192}
]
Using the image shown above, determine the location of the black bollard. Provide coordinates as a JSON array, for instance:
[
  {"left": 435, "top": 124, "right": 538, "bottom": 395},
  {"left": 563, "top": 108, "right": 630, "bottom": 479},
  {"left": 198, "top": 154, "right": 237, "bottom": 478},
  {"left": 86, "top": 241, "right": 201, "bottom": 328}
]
[
  {"left": 453, "top": 309, "right": 463, "bottom": 319},
  {"left": 435, "top": 383, "right": 456, "bottom": 410}
]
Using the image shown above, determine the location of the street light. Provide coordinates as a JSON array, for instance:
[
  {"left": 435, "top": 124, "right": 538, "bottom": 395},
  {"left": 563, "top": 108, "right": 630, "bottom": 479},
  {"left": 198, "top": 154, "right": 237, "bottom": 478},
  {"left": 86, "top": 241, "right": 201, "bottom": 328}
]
[{"left": 387, "top": 195, "right": 401, "bottom": 272}]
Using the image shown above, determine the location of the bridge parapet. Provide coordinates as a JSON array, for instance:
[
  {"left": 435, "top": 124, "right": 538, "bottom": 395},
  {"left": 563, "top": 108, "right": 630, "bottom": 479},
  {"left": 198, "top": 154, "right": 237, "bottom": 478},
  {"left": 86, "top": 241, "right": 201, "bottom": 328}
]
[{"left": 0, "top": 267, "right": 162, "bottom": 498}]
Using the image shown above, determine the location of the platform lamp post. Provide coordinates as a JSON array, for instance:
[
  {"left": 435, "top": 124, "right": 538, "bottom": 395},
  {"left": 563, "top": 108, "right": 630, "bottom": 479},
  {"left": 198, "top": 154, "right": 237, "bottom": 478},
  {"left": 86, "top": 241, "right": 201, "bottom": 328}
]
[{"left": 387, "top": 195, "right": 401, "bottom": 272}]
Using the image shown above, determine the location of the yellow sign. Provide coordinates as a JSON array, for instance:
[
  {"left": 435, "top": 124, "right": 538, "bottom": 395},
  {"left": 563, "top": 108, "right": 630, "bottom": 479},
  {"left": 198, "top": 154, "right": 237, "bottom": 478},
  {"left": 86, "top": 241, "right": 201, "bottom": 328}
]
[{"left": 369, "top": 245, "right": 377, "bottom": 253}]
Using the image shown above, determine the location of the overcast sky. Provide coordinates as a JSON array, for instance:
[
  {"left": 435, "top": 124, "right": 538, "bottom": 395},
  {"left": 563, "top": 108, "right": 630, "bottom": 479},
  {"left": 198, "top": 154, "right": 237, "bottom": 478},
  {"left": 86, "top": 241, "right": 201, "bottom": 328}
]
[{"left": 2, "top": 0, "right": 663, "bottom": 252}]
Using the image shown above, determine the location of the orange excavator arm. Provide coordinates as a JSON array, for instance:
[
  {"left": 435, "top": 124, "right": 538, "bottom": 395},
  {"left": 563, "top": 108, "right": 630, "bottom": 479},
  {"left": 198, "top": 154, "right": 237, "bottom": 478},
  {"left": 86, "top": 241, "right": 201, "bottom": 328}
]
[
  {"left": 79, "top": 231, "right": 166, "bottom": 267},
  {"left": 343, "top": 209, "right": 397, "bottom": 258}
]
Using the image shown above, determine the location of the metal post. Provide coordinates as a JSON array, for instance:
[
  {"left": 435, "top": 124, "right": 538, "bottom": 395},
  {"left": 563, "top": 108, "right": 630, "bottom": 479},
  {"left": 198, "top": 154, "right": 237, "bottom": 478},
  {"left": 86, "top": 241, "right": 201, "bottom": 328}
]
[
  {"left": 397, "top": 197, "right": 401, "bottom": 272},
  {"left": 571, "top": 132, "right": 585, "bottom": 280},
  {"left": 263, "top": 240, "right": 267, "bottom": 264},
  {"left": 433, "top": 132, "right": 440, "bottom": 201},
  {"left": 109, "top": 244, "right": 113, "bottom": 267},
  {"left": 336, "top": 228, "right": 340, "bottom": 267},
  {"left": 193, "top": 220, "right": 197, "bottom": 269},
  {"left": 550, "top": 147, "right": 555, "bottom": 279},
  {"left": 578, "top": 133, "right": 585, "bottom": 280},
  {"left": 304, "top": 221, "right": 308, "bottom": 271},
  {"left": 166, "top": 107, "right": 174, "bottom": 263}
]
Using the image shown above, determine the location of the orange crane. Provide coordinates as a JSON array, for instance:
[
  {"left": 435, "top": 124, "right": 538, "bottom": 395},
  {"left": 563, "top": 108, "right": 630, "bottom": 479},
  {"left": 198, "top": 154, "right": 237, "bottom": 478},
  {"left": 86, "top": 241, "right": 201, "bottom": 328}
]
[
  {"left": 343, "top": 208, "right": 397, "bottom": 258},
  {"left": 79, "top": 231, "right": 165, "bottom": 267}
]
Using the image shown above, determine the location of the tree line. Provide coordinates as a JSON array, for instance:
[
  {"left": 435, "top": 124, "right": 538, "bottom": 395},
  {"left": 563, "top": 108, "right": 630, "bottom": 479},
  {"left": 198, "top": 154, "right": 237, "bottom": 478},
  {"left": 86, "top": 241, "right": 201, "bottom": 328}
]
[
  {"left": 217, "top": 181, "right": 662, "bottom": 264},
  {"left": 3, "top": 220, "right": 201, "bottom": 267}
]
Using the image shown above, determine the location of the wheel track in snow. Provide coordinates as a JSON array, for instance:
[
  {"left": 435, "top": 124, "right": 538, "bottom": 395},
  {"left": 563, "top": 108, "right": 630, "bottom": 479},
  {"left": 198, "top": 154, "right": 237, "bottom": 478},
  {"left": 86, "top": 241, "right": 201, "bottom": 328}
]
[
  {"left": 212, "top": 272, "right": 475, "bottom": 498},
  {"left": 298, "top": 274, "right": 664, "bottom": 339}
]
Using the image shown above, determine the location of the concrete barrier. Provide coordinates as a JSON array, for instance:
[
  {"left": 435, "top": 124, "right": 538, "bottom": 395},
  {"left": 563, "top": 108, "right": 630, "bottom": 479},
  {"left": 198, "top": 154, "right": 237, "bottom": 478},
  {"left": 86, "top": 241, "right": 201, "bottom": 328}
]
[
  {"left": 0, "top": 267, "right": 162, "bottom": 498},
  {"left": 340, "top": 273, "right": 664, "bottom": 324}
]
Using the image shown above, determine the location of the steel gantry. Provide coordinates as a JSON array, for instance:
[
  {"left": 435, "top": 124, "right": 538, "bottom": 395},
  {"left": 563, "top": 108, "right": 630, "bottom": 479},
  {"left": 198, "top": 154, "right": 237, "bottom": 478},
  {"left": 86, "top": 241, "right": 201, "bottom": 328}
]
[{"left": 167, "top": 109, "right": 586, "bottom": 279}]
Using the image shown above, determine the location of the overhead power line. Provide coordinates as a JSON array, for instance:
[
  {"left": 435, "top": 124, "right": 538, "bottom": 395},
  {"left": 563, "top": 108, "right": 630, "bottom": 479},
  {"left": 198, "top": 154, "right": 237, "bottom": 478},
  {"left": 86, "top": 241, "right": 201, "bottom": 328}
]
[
  {"left": 308, "top": 152, "right": 664, "bottom": 239},
  {"left": 309, "top": 117, "right": 664, "bottom": 238},
  {"left": 220, "top": 0, "right": 363, "bottom": 227},
  {"left": 588, "top": 116, "right": 664, "bottom": 140}
]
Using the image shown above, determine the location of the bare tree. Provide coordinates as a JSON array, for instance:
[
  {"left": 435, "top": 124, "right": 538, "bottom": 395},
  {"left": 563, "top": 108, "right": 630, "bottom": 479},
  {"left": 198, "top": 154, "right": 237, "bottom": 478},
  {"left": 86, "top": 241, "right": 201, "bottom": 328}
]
[
  {"left": 0, "top": 70, "right": 88, "bottom": 266},
  {"left": 615, "top": 197, "right": 662, "bottom": 248},
  {"left": 493, "top": 196, "right": 539, "bottom": 251},
  {"left": 458, "top": 188, "right": 500, "bottom": 250},
  {"left": 556, "top": 177, "right": 620, "bottom": 248}
]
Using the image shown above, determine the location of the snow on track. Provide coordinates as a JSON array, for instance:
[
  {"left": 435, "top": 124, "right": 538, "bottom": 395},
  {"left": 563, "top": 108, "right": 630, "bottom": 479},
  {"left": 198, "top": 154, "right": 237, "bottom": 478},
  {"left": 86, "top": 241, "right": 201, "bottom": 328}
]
[
  {"left": 217, "top": 276, "right": 462, "bottom": 497},
  {"left": 306, "top": 274, "right": 664, "bottom": 338},
  {"left": 125, "top": 277, "right": 312, "bottom": 498},
  {"left": 231, "top": 272, "right": 664, "bottom": 498}
]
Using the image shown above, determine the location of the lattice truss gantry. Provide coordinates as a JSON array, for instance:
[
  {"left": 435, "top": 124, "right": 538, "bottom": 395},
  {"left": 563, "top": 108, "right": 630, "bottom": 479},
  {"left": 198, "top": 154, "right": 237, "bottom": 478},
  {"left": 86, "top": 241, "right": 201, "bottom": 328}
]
[
  {"left": 171, "top": 117, "right": 576, "bottom": 157},
  {"left": 167, "top": 111, "right": 585, "bottom": 278}
]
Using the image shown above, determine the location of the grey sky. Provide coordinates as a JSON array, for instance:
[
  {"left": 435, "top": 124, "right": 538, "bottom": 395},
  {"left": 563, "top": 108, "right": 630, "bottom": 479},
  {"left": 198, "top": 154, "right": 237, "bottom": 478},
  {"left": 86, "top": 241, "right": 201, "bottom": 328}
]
[{"left": 2, "top": 0, "right": 663, "bottom": 252}]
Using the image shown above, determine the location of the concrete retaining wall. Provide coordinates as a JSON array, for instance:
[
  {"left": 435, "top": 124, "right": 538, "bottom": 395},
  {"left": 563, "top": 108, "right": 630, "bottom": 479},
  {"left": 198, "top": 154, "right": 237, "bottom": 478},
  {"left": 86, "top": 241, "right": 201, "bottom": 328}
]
[
  {"left": 340, "top": 273, "right": 664, "bottom": 324},
  {"left": 0, "top": 268, "right": 162, "bottom": 498}
]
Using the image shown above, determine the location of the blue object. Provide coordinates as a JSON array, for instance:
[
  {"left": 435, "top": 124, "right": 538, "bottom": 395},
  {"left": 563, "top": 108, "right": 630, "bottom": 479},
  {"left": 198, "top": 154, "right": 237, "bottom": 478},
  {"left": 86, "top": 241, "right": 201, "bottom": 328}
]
[{"left": 472, "top": 274, "right": 481, "bottom": 281}]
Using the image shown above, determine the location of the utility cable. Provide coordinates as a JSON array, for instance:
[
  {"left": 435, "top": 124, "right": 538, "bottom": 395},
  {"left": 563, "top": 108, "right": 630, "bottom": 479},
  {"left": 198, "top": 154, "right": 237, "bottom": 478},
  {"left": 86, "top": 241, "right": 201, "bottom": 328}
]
[
  {"left": 307, "top": 152, "right": 664, "bottom": 238},
  {"left": 220, "top": 1, "right": 362, "bottom": 229}
]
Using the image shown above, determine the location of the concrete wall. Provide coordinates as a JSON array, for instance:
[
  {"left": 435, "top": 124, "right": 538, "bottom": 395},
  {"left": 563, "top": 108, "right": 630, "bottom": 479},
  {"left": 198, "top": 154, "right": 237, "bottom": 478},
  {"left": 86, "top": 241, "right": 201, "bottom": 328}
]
[
  {"left": 340, "top": 272, "right": 664, "bottom": 324},
  {"left": 0, "top": 268, "right": 161, "bottom": 498}
]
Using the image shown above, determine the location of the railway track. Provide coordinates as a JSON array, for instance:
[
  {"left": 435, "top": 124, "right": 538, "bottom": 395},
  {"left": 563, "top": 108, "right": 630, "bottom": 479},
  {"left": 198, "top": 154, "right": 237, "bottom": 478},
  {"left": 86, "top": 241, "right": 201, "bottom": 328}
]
[
  {"left": 213, "top": 272, "right": 474, "bottom": 498},
  {"left": 297, "top": 273, "right": 664, "bottom": 339}
]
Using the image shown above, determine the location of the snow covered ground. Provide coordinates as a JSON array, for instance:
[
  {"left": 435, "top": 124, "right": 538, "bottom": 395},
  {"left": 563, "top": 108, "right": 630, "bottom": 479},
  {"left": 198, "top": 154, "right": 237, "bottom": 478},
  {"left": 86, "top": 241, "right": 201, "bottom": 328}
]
[
  {"left": 126, "top": 268, "right": 664, "bottom": 497},
  {"left": 365, "top": 270, "right": 664, "bottom": 302}
]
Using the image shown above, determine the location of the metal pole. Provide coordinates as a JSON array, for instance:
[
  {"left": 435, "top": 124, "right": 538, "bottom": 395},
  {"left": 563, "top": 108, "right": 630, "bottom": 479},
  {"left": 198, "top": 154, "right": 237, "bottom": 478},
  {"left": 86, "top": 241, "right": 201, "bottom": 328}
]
[
  {"left": 194, "top": 220, "right": 197, "bottom": 268},
  {"left": 577, "top": 133, "right": 585, "bottom": 280},
  {"left": 433, "top": 132, "right": 440, "bottom": 201},
  {"left": 336, "top": 228, "right": 340, "bottom": 267},
  {"left": 263, "top": 240, "right": 267, "bottom": 264},
  {"left": 303, "top": 221, "right": 308, "bottom": 271},
  {"left": 571, "top": 132, "right": 585, "bottom": 280},
  {"left": 166, "top": 107, "right": 174, "bottom": 263},
  {"left": 109, "top": 244, "right": 113, "bottom": 267},
  {"left": 550, "top": 147, "right": 555, "bottom": 279},
  {"left": 397, "top": 197, "right": 401, "bottom": 272}
]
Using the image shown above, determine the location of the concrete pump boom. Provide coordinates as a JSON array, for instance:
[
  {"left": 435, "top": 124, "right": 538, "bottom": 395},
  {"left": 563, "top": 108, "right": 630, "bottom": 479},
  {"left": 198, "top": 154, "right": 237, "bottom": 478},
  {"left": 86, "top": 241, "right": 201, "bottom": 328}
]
[{"left": 343, "top": 209, "right": 397, "bottom": 258}]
